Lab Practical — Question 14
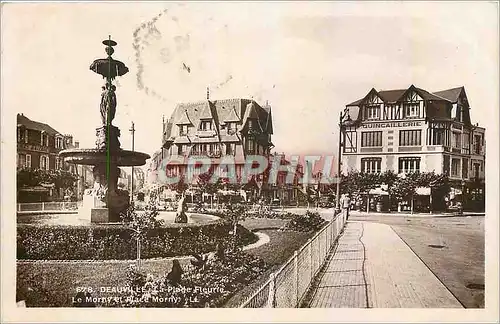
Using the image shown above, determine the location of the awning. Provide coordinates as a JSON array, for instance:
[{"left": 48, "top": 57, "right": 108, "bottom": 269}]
[
  {"left": 19, "top": 186, "right": 49, "bottom": 192},
  {"left": 368, "top": 187, "right": 389, "bottom": 195},
  {"left": 416, "top": 187, "right": 431, "bottom": 195}
]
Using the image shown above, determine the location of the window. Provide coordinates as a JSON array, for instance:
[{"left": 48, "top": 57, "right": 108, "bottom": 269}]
[
  {"left": 361, "top": 131, "right": 382, "bottom": 147},
  {"left": 462, "top": 158, "right": 469, "bottom": 178},
  {"left": 17, "top": 128, "right": 22, "bottom": 143},
  {"left": 26, "top": 154, "right": 31, "bottom": 168},
  {"left": 56, "top": 157, "right": 64, "bottom": 170},
  {"left": 177, "top": 144, "right": 187, "bottom": 155},
  {"left": 430, "top": 128, "right": 445, "bottom": 145},
  {"left": 473, "top": 163, "right": 480, "bottom": 178},
  {"left": 451, "top": 158, "right": 460, "bottom": 177},
  {"left": 40, "top": 155, "right": 49, "bottom": 170},
  {"left": 361, "top": 158, "right": 382, "bottom": 174},
  {"left": 404, "top": 103, "right": 420, "bottom": 118},
  {"left": 226, "top": 143, "right": 236, "bottom": 155},
  {"left": 398, "top": 157, "right": 421, "bottom": 173},
  {"left": 25, "top": 129, "right": 29, "bottom": 143},
  {"left": 443, "top": 155, "right": 450, "bottom": 175},
  {"left": 56, "top": 137, "right": 63, "bottom": 149},
  {"left": 179, "top": 125, "right": 189, "bottom": 136},
  {"left": 474, "top": 134, "right": 482, "bottom": 154},
  {"left": 246, "top": 138, "right": 255, "bottom": 153},
  {"left": 18, "top": 154, "right": 26, "bottom": 168},
  {"left": 399, "top": 130, "right": 421, "bottom": 146},
  {"left": 200, "top": 120, "right": 212, "bottom": 131},
  {"left": 452, "top": 132, "right": 461, "bottom": 148},
  {"left": 365, "top": 105, "right": 380, "bottom": 120},
  {"left": 455, "top": 105, "right": 462, "bottom": 122},
  {"left": 462, "top": 133, "right": 470, "bottom": 150},
  {"left": 226, "top": 122, "right": 237, "bottom": 134}
]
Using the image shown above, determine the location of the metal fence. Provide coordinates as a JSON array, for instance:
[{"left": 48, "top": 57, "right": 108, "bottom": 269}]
[
  {"left": 17, "top": 201, "right": 80, "bottom": 212},
  {"left": 239, "top": 211, "right": 346, "bottom": 308}
]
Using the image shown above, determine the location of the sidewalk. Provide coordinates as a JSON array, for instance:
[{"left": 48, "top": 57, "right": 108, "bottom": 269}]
[
  {"left": 350, "top": 210, "right": 485, "bottom": 218},
  {"left": 304, "top": 221, "right": 463, "bottom": 308}
]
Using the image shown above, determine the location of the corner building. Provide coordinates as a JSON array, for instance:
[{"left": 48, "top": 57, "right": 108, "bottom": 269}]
[{"left": 341, "top": 85, "right": 485, "bottom": 209}]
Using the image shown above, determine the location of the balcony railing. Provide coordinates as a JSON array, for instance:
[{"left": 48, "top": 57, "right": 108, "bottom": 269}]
[
  {"left": 189, "top": 151, "right": 222, "bottom": 158},
  {"left": 196, "top": 130, "right": 216, "bottom": 138}
]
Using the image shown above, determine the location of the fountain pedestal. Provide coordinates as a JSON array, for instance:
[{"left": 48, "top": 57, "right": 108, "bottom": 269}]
[{"left": 59, "top": 36, "right": 150, "bottom": 223}]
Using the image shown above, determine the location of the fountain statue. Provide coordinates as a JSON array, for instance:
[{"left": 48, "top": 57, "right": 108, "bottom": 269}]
[
  {"left": 59, "top": 36, "right": 150, "bottom": 223},
  {"left": 175, "top": 194, "right": 188, "bottom": 223}
]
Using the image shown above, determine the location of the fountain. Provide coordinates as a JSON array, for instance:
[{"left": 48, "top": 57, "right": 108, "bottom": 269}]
[{"left": 59, "top": 37, "right": 150, "bottom": 223}]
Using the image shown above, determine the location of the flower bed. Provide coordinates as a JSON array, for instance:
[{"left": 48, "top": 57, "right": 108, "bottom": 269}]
[
  {"left": 208, "top": 209, "right": 298, "bottom": 220},
  {"left": 17, "top": 221, "right": 258, "bottom": 260},
  {"left": 98, "top": 245, "right": 268, "bottom": 308},
  {"left": 281, "top": 211, "right": 326, "bottom": 232}
]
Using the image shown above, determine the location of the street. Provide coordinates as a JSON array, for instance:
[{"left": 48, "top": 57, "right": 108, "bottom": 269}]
[{"left": 350, "top": 214, "right": 485, "bottom": 308}]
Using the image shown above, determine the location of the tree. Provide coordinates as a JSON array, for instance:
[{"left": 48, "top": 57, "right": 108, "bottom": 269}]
[
  {"left": 379, "top": 170, "right": 399, "bottom": 211},
  {"left": 120, "top": 202, "right": 163, "bottom": 271},
  {"left": 197, "top": 171, "right": 223, "bottom": 209},
  {"left": 17, "top": 168, "right": 77, "bottom": 199},
  {"left": 166, "top": 174, "right": 189, "bottom": 197},
  {"left": 225, "top": 203, "right": 248, "bottom": 248}
]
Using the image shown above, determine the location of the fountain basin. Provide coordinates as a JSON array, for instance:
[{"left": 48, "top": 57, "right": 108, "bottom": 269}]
[
  {"left": 59, "top": 148, "right": 150, "bottom": 167},
  {"left": 17, "top": 211, "right": 219, "bottom": 226}
]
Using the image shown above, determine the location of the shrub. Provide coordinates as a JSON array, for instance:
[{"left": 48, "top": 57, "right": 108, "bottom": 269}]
[
  {"left": 17, "top": 221, "right": 258, "bottom": 260},
  {"left": 282, "top": 211, "right": 326, "bottom": 232},
  {"left": 106, "top": 244, "right": 267, "bottom": 308}
]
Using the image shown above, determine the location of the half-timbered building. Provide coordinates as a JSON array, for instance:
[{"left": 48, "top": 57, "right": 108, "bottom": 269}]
[{"left": 341, "top": 85, "right": 485, "bottom": 211}]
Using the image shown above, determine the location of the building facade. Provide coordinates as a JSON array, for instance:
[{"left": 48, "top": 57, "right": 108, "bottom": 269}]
[
  {"left": 158, "top": 98, "right": 273, "bottom": 179},
  {"left": 341, "top": 85, "right": 485, "bottom": 210},
  {"left": 17, "top": 113, "right": 79, "bottom": 201},
  {"left": 148, "top": 98, "right": 274, "bottom": 202}
]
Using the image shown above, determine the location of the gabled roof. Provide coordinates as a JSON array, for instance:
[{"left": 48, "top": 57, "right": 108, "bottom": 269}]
[
  {"left": 198, "top": 101, "right": 213, "bottom": 120},
  {"left": 163, "top": 98, "right": 272, "bottom": 142},
  {"left": 432, "top": 87, "right": 464, "bottom": 103},
  {"left": 224, "top": 107, "right": 241, "bottom": 123},
  {"left": 378, "top": 89, "right": 407, "bottom": 102},
  {"left": 17, "top": 113, "right": 61, "bottom": 135},
  {"left": 346, "top": 98, "right": 363, "bottom": 107},
  {"left": 414, "top": 87, "right": 449, "bottom": 101},
  {"left": 176, "top": 110, "right": 194, "bottom": 125},
  {"left": 346, "top": 85, "right": 463, "bottom": 107}
]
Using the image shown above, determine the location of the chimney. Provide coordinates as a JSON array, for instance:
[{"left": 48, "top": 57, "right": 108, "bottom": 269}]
[{"left": 75, "top": 141, "right": 80, "bottom": 148}]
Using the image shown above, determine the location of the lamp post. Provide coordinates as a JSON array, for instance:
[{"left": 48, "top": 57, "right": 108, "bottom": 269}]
[
  {"left": 335, "top": 108, "right": 351, "bottom": 210},
  {"left": 129, "top": 121, "right": 135, "bottom": 203}
]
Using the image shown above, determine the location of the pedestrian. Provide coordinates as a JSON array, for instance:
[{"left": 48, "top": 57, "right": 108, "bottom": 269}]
[{"left": 341, "top": 193, "right": 351, "bottom": 220}]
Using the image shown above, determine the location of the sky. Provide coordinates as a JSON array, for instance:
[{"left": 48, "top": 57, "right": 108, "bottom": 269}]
[{"left": 2, "top": 1, "right": 499, "bottom": 164}]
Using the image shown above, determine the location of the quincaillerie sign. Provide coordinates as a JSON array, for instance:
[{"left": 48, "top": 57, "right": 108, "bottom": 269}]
[{"left": 362, "top": 121, "right": 422, "bottom": 129}]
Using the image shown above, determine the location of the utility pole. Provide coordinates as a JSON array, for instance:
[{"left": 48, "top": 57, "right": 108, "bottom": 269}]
[
  {"left": 130, "top": 121, "right": 135, "bottom": 203},
  {"left": 336, "top": 108, "right": 351, "bottom": 210}
]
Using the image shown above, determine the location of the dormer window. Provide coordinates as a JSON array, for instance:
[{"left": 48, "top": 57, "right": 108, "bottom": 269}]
[
  {"left": 365, "top": 105, "right": 380, "bottom": 120},
  {"left": 226, "top": 122, "right": 237, "bottom": 134},
  {"left": 179, "top": 125, "right": 189, "bottom": 136},
  {"left": 248, "top": 119, "right": 256, "bottom": 129},
  {"left": 41, "top": 132, "right": 49, "bottom": 146},
  {"left": 404, "top": 102, "right": 420, "bottom": 118},
  {"left": 56, "top": 136, "right": 63, "bottom": 149},
  {"left": 200, "top": 120, "right": 212, "bottom": 131}
]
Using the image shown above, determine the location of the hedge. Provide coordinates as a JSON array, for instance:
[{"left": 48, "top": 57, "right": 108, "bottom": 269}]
[{"left": 17, "top": 221, "right": 258, "bottom": 260}]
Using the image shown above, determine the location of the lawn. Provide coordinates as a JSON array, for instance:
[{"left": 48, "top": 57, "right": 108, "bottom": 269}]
[
  {"left": 17, "top": 258, "right": 192, "bottom": 307},
  {"left": 222, "top": 217, "right": 319, "bottom": 307},
  {"left": 17, "top": 216, "right": 322, "bottom": 308}
]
